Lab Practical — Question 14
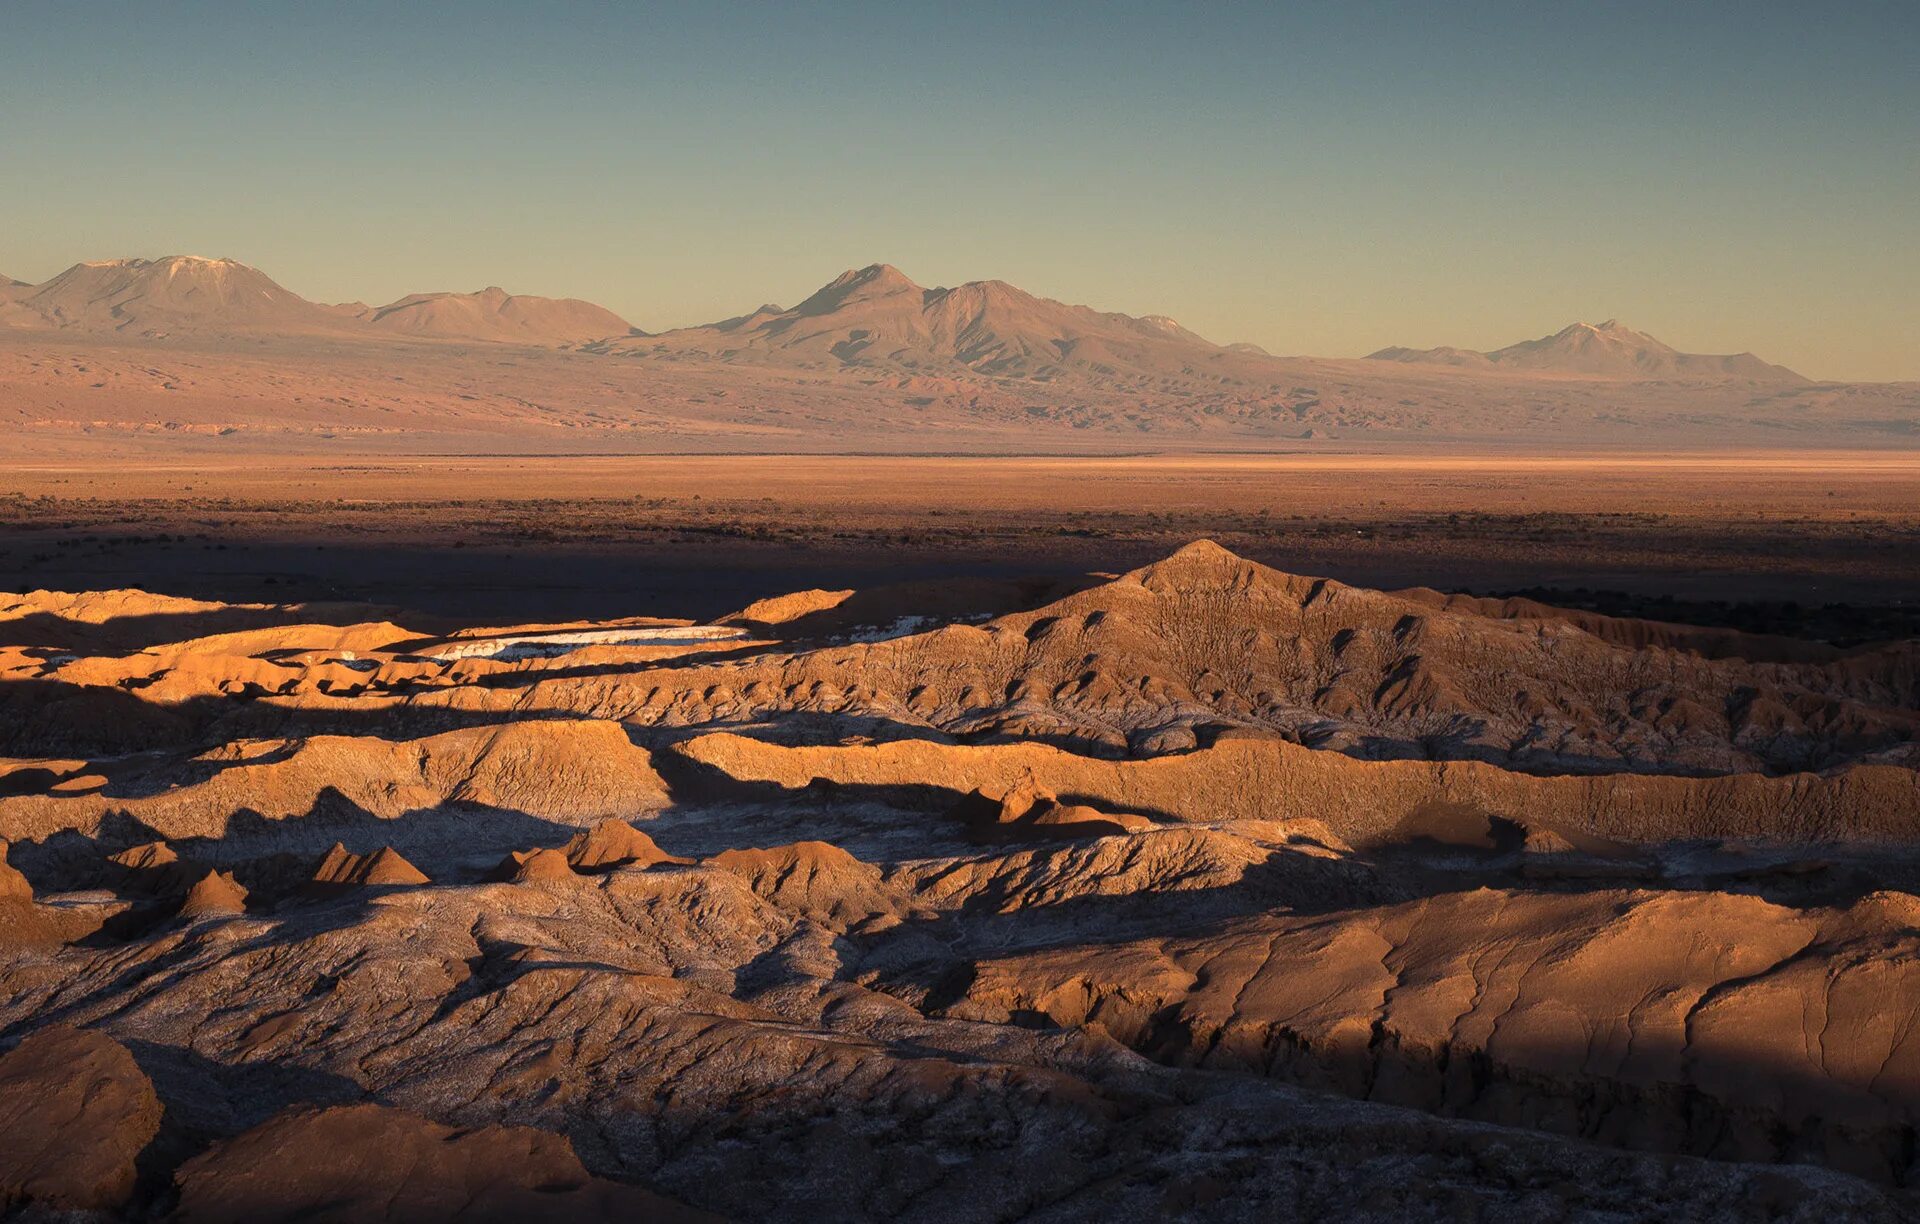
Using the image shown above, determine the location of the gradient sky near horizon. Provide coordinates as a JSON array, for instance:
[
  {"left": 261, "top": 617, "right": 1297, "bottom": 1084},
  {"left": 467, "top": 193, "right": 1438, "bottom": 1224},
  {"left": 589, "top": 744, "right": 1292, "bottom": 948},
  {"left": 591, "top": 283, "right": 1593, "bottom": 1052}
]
[{"left": 2, "top": 2, "right": 1915, "bottom": 380}]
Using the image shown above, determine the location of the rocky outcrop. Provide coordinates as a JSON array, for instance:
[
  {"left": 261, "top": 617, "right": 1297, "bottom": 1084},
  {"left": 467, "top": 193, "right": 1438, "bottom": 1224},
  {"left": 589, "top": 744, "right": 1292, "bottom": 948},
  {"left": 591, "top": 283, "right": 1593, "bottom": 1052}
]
[
  {"left": 2, "top": 543, "right": 1919, "bottom": 1217},
  {"left": 9, "top": 543, "right": 1919, "bottom": 779},
  {"left": 173, "top": 1101, "right": 713, "bottom": 1223},
  {"left": 0, "top": 1025, "right": 161, "bottom": 1212},
  {"left": 942, "top": 887, "right": 1920, "bottom": 1183},
  {"left": 677, "top": 731, "right": 1920, "bottom": 847},
  {"left": 0, "top": 720, "right": 668, "bottom": 844},
  {"left": 0, "top": 839, "right": 30, "bottom": 901},
  {"left": 0, "top": 829, "right": 1914, "bottom": 1215}
]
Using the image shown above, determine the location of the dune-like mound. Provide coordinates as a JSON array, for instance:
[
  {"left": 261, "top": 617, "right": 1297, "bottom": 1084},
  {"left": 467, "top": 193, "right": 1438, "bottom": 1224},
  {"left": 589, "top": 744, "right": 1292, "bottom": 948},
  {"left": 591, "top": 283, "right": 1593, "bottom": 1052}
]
[
  {"left": 438, "top": 720, "right": 670, "bottom": 817},
  {"left": 724, "top": 586, "right": 855, "bottom": 627},
  {"left": 706, "top": 840, "right": 904, "bottom": 930},
  {"left": 947, "top": 772, "right": 1155, "bottom": 842},
  {"left": 106, "top": 840, "right": 179, "bottom": 871},
  {"left": 2, "top": 585, "right": 234, "bottom": 628},
  {"left": 311, "top": 843, "right": 429, "bottom": 887},
  {"left": 178, "top": 869, "right": 248, "bottom": 918},
  {"left": 496, "top": 846, "right": 578, "bottom": 884},
  {"left": 172, "top": 1101, "right": 712, "bottom": 1223},
  {"left": 0, "top": 1025, "right": 161, "bottom": 1213},
  {"left": 563, "top": 818, "right": 682, "bottom": 870}
]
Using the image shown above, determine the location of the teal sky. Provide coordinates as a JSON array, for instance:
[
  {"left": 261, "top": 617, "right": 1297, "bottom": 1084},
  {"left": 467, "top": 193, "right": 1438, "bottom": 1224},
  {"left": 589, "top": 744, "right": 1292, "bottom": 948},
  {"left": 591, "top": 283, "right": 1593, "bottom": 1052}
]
[{"left": 2, "top": 2, "right": 1915, "bottom": 380}]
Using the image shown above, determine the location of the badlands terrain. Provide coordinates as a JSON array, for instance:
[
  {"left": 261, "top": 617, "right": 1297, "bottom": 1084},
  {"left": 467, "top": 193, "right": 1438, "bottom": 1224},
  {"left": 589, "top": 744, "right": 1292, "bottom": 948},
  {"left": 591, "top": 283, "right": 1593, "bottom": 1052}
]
[{"left": 4, "top": 532, "right": 1920, "bottom": 1219}]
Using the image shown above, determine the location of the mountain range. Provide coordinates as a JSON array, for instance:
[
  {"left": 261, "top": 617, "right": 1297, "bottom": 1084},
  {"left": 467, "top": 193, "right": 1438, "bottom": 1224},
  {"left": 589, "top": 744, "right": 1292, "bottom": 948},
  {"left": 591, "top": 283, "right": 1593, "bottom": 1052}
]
[
  {"left": 353, "top": 285, "right": 636, "bottom": 346},
  {"left": 0, "top": 257, "right": 634, "bottom": 348},
  {"left": 1368, "top": 319, "right": 1805, "bottom": 382},
  {"left": 3, "top": 257, "right": 350, "bottom": 335},
  {"left": 2, "top": 253, "right": 1913, "bottom": 455},
  {"left": 595, "top": 263, "right": 1278, "bottom": 387},
  {"left": 0, "top": 255, "right": 1812, "bottom": 384}
]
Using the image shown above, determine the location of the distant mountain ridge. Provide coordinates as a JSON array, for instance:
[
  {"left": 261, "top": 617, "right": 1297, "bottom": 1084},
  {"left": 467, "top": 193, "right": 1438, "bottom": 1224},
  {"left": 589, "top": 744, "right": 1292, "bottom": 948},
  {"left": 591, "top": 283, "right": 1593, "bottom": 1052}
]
[
  {"left": 0, "top": 253, "right": 1913, "bottom": 452},
  {"left": 8, "top": 257, "right": 350, "bottom": 336},
  {"left": 357, "top": 286, "right": 637, "bottom": 346},
  {"left": 1370, "top": 319, "right": 1804, "bottom": 383},
  {"left": 0, "top": 256, "right": 638, "bottom": 347},
  {"left": 598, "top": 262, "right": 1280, "bottom": 389},
  {"left": 0, "top": 256, "right": 1815, "bottom": 387}
]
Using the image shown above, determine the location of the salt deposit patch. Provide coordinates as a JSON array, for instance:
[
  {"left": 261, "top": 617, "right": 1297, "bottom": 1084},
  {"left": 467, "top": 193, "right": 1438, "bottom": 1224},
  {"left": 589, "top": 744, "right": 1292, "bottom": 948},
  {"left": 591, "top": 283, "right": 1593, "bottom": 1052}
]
[{"left": 424, "top": 625, "right": 747, "bottom": 661}]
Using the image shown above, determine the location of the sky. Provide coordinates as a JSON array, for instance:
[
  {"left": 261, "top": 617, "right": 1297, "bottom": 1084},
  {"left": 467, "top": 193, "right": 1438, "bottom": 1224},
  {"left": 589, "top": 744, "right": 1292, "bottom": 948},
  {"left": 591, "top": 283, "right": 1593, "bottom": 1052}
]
[{"left": 2, "top": 1, "right": 1916, "bottom": 380}]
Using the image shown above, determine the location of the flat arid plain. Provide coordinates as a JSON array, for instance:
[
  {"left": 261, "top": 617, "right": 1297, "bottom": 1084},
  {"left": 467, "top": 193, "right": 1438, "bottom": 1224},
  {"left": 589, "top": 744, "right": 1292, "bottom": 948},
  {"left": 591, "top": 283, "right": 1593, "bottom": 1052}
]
[
  {"left": 3, "top": 256, "right": 1920, "bottom": 1222},
  {"left": 3, "top": 450, "right": 1918, "bottom": 622}
]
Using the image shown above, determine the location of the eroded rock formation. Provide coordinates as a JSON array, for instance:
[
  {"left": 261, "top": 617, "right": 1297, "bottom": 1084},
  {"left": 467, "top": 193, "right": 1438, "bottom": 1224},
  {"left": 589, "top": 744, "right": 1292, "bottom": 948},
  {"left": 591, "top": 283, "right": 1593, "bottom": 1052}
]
[{"left": 2, "top": 543, "right": 1918, "bottom": 1218}]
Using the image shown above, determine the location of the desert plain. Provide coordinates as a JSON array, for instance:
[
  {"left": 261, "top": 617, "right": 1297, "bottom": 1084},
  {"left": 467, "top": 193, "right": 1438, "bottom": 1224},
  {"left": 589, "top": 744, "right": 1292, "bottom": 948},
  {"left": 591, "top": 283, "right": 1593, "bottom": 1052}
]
[
  {"left": 5, "top": 449, "right": 1917, "bottom": 622},
  {"left": 2, "top": 256, "right": 1920, "bottom": 1222}
]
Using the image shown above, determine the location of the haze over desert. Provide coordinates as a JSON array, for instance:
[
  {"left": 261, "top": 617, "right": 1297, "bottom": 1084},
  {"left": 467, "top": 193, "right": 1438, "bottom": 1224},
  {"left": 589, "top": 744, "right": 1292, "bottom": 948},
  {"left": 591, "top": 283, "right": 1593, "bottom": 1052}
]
[{"left": 3, "top": 4, "right": 1919, "bottom": 1222}]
